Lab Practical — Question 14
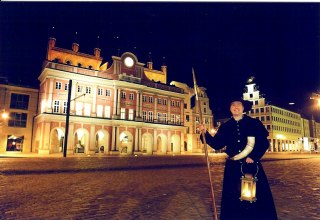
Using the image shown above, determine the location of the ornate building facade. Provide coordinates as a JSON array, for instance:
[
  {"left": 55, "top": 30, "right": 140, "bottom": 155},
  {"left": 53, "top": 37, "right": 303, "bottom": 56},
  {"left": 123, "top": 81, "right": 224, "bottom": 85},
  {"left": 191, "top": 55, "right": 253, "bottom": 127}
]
[{"left": 30, "top": 37, "right": 213, "bottom": 155}]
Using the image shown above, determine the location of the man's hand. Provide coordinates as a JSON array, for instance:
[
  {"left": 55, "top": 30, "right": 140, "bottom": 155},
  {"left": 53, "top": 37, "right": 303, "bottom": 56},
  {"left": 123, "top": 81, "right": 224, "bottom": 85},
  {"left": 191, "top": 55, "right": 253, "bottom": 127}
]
[{"left": 246, "top": 157, "right": 254, "bottom": 163}]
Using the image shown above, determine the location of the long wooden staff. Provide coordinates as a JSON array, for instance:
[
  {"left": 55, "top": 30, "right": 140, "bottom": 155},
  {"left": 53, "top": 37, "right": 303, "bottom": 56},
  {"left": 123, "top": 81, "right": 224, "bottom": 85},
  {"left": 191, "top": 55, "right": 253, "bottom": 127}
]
[{"left": 192, "top": 68, "right": 218, "bottom": 220}]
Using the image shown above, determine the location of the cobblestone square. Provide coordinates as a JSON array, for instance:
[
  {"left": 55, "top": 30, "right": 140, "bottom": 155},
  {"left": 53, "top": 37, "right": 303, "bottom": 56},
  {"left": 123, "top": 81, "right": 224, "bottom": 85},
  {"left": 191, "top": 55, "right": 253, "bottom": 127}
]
[{"left": 0, "top": 153, "right": 319, "bottom": 219}]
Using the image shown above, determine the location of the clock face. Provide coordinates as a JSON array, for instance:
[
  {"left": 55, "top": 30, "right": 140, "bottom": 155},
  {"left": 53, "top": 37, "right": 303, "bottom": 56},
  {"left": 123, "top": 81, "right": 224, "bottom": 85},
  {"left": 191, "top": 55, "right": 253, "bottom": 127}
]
[{"left": 124, "top": 57, "right": 134, "bottom": 67}]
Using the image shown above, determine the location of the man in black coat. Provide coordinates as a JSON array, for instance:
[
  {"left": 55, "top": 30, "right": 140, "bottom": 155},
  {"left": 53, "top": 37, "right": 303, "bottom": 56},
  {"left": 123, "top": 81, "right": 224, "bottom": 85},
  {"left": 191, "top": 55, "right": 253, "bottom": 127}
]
[{"left": 200, "top": 99, "right": 278, "bottom": 220}]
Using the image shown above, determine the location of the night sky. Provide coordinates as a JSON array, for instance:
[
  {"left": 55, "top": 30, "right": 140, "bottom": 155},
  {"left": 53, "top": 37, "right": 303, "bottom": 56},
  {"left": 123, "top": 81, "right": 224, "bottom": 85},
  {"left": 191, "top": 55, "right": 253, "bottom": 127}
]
[{"left": 0, "top": 2, "right": 319, "bottom": 119}]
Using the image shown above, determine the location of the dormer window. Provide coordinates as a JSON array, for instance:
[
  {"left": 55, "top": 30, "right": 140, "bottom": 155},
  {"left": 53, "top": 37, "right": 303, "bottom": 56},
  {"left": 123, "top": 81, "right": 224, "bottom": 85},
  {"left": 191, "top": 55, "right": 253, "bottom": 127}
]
[
  {"left": 77, "top": 63, "right": 82, "bottom": 67},
  {"left": 66, "top": 60, "right": 71, "bottom": 65},
  {"left": 88, "top": 65, "right": 93, "bottom": 69}
]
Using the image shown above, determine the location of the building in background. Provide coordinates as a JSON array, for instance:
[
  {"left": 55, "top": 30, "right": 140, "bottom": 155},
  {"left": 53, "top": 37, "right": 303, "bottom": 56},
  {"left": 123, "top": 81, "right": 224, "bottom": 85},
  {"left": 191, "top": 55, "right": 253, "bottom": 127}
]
[
  {"left": 0, "top": 83, "right": 38, "bottom": 153},
  {"left": 243, "top": 77, "right": 319, "bottom": 152},
  {"left": 171, "top": 81, "right": 214, "bottom": 153}
]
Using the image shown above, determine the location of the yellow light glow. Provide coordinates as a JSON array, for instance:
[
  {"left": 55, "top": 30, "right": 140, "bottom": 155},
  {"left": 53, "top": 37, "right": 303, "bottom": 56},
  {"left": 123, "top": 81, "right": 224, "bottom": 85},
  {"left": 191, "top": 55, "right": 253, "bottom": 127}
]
[
  {"left": 276, "top": 134, "right": 284, "bottom": 139},
  {"left": 98, "top": 131, "right": 104, "bottom": 139},
  {"left": 1, "top": 112, "right": 8, "bottom": 119},
  {"left": 57, "top": 128, "right": 64, "bottom": 140},
  {"left": 77, "top": 130, "right": 84, "bottom": 139}
]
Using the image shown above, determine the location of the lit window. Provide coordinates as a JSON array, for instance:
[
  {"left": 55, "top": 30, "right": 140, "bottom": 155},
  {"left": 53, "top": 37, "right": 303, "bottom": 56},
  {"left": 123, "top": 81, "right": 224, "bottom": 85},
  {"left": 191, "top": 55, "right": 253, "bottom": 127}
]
[
  {"left": 76, "top": 102, "right": 83, "bottom": 115},
  {"left": 84, "top": 103, "right": 91, "bottom": 116},
  {"left": 148, "top": 111, "right": 153, "bottom": 121},
  {"left": 98, "top": 88, "right": 103, "bottom": 96},
  {"left": 176, "top": 115, "right": 180, "bottom": 123},
  {"left": 55, "top": 82, "right": 62, "bottom": 90},
  {"left": 143, "top": 111, "right": 147, "bottom": 121},
  {"left": 97, "top": 105, "right": 103, "bottom": 117},
  {"left": 121, "top": 92, "right": 126, "bottom": 99},
  {"left": 121, "top": 108, "right": 126, "bottom": 119},
  {"left": 63, "top": 101, "right": 67, "bottom": 114},
  {"left": 157, "top": 112, "right": 162, "bottom": 121},
  {"left": 86, "top": 87, "right": 91, "bottom": 94},
  {"left": 163, "top": 99, "right": 167, "bottom": 105},
  {"left": 53, "top": 100, "right": 60, "bottom": 113},
  {"left": 129, "top": 109, "right": 134, "bottom": 120},
  {"left": 78, "top": 85, "right": 83, "bottom": 93},
  {"left": 171, "top": 114, "right": 175, "bottom": 123},
  {"left": 163, "top": 113, "right": 167, "bottom": 122},
  {"left": 104, "top": 106, "right": 111, "bottom": 118}
]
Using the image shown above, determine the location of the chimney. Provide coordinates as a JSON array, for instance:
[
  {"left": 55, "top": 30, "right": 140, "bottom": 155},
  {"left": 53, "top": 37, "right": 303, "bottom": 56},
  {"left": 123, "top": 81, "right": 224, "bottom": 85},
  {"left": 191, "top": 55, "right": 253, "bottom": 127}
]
[
  {"left": 72, "top": 32, "right": 79, "bottom": 53},
  {"left": 147, "top": 52, "right": 153, "bottom": 70},
  {"left": 161, "top": 56, "right": 167, "bottom": 74},
  {"left": 94, "top": 36, "right": 101, "bottom": 58},
  {"left": 94, "top": 48, "right": 101, "bottom": 58},
  {"left": 46, "top": 27, "right": 56, "bottom": 60}
]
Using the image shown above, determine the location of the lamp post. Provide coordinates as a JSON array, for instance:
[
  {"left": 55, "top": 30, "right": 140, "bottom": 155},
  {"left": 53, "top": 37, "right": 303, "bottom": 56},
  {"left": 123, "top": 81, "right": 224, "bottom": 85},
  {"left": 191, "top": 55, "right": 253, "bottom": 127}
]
[{"left": 63, "top": 80, "right": 86, "bottom": 157}]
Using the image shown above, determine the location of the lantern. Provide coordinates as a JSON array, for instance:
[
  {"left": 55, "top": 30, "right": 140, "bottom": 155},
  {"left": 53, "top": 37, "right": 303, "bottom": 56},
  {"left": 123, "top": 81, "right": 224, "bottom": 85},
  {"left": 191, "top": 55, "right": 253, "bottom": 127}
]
[{"left": 240, "top": 163, "right": 259, "bottom": 203}]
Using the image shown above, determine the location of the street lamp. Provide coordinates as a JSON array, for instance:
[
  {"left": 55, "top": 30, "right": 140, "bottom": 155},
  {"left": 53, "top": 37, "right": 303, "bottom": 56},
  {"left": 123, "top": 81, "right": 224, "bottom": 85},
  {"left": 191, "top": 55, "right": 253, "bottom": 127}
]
[
  {"left": 1, "top": 111, "right": 8, "bottom": 120},
  {"left": 310, "top": 92, "right": 320, "bottom": 108}
]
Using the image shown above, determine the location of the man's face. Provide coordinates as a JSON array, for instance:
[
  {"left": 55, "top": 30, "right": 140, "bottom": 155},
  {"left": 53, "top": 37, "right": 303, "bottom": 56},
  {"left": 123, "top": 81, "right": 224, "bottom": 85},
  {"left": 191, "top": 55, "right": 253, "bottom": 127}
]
[{"left": 230, "top": 101, "right": 244, "bottom": 116}]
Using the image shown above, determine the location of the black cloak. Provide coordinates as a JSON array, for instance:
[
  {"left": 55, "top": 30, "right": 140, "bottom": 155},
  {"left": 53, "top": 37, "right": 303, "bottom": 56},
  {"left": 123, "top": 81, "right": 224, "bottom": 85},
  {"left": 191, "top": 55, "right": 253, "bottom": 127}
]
[{"left": 201, "top": 115, "right": 278, "bottom": 220}]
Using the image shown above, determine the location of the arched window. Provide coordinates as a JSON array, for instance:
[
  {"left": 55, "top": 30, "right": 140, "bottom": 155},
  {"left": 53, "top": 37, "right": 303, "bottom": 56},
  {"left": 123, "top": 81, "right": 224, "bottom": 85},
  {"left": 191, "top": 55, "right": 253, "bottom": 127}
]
[
  {"left": 77, "top": 63, "right": 82, "bottom": 67},
  {"left": 88, "top": 65, "right": 93, "bottom": 69},
  {"left": 66, "top": 60, "right": 71, "bottom": 65}
]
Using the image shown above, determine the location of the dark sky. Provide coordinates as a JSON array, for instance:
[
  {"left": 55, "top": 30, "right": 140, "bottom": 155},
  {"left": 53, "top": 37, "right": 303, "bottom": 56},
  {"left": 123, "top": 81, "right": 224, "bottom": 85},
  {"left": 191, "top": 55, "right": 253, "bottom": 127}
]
[{"left": 0, "top": 2, "right": 319, "bottom": 118}]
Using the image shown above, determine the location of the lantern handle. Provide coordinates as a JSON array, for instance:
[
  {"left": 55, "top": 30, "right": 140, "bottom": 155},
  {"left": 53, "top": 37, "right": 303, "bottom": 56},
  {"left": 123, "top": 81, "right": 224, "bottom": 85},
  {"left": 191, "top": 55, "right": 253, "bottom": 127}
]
[{"left": 240, "top": 162, "right": 259, "bottom": 178}]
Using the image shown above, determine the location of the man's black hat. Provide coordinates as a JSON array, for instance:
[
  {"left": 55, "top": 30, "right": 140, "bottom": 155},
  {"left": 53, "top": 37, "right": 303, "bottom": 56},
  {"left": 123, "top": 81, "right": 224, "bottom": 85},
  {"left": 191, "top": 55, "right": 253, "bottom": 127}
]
[{"left": 230, "top": 98, "right": 253, "bottom": 113}]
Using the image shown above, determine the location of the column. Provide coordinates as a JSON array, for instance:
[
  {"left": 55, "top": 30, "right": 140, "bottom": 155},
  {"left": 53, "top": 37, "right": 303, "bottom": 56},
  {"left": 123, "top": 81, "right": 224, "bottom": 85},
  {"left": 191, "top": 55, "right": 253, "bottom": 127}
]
[
  {"left": 111, "top": 126, "right": 116, "bottom": 151},
  {"left": 39, "top": 122, "right": 51, "bottom": 154},
  {"left": 113, "top": 86, "right": 117, "bottom": 117},
  {"left": 168, "top": 97, "right": 171, "bottom": 123},
  {"left": 116, "top": 126, "right": 120, "bottom": 151},
  {"left": 139, "top": 92, "right": 143, "bottom": 118},
  {"left": 89, "top": 124, "right": 95, "bottom": 154},
  {"left": 153, "top": 128, "right": 157, "bottom": 152},
  {"left": 67, "top": 123, "right": 74, "bottom": 154},
  {"left": 138, "top": 128, "right": 142, "bottom": 151},
  {"left": 92, "top": 86, "right": 97, "bottom": 117},
  {"left": 168, "top": 130, "right": 171, "bottom": 152},
  {"left": 136, "top": 91, "right": 140, "bottom": 118},
  {"left": 117, "top": 89, "right": 121, "bottom": 116},
  {"left": 70, "top": 81, "right": 76, "bottom": 112},
  {"left": 47, "top": 79, "right": 54, "bottom": 113},
  {"left": 180, "top": 131, "right": 184, "bottom": 152},
  {"left": 154, "top": 96, "right": 157, "bottom": 122},
  {"left": 134, "top": 128, "right": 138, "bottom": 152}
]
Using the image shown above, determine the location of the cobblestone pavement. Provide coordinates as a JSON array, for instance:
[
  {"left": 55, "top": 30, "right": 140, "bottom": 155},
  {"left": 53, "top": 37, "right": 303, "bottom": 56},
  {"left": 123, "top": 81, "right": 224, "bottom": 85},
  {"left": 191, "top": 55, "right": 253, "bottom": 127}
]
[{"left": 0, "top": 153, "right": 319, "bottom": 220}]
